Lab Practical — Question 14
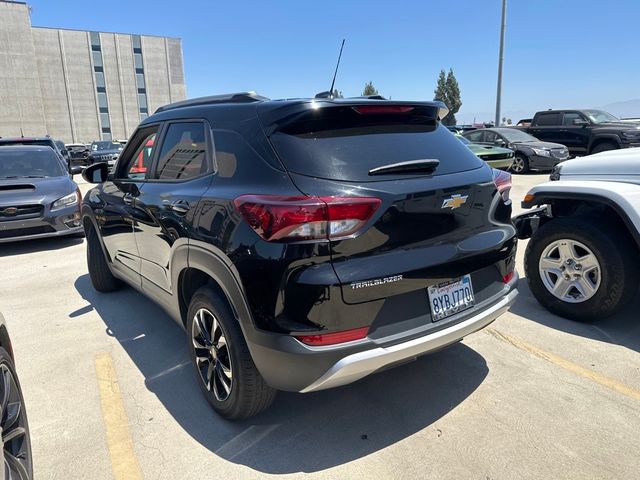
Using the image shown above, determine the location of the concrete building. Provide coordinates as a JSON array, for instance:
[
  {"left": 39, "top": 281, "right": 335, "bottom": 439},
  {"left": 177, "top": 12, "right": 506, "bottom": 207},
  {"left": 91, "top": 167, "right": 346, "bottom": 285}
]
[{"left": 0, "top": 0, "right": 186, "bottom": 143}]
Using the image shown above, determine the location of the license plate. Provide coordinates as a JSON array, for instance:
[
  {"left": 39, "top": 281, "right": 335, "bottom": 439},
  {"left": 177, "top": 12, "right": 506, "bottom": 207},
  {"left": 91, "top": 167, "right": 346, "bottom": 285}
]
[{"left": 427, "top": 275, "right": 475, "bottom": 321}]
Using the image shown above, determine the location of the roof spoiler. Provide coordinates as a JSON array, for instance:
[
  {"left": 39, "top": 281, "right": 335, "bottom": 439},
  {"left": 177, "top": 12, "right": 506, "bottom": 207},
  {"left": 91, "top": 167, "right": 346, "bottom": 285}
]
[{"left": 155, "top": 92, "right": 269, "bottom": 113}]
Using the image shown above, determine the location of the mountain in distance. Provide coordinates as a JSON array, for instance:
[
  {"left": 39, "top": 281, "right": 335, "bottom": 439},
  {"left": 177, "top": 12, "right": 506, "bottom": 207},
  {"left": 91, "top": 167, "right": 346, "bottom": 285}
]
[
  {"left": 600, "top": 99, "right": 640, "bottom": 119},
  {"left": 458, "top": 99, "right": 640, "bottom": 125}
]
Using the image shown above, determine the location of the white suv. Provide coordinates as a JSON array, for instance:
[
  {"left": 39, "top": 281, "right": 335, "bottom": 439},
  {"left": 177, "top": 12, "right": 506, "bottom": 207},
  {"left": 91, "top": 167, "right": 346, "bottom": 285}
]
[{"left": 515, "top": 148, "right": 640, "bottom": 321}]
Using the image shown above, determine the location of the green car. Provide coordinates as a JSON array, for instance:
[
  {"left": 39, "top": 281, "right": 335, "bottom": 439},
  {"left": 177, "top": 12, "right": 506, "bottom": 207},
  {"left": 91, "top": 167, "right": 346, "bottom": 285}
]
[{"left": 457, "top": 135, "right": 514, "bottom": 169}]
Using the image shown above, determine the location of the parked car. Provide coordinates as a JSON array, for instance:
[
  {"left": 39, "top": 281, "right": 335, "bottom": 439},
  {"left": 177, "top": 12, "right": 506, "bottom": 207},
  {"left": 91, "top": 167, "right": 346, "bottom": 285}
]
[
  {"left": 514, "top": 109, "right": 640, "bottom": 156},
  {"left": 446, "top": 125, "right": 477, "bottom": 134},
  {"left": 514, "top": 147, "right": 640, "bottom": 321},
  {"left": 0, "top": 312, "right": 33, "bottom": 480},
  {"left": 456, "top": 135, "right": 514, "bottom": 169},
  {"left": 81, "top": 92, "right": 518, "bottom": 420},
  {"left": 0, "top": 136, "right": 68, "bottom": 167},
  {"left": 0, "top": 146, "right": 83, "bottom": 243},
  {"left": 54, "top": 140, "right": 70, "bottom": 163},
  {"left": 516, "top": 118, "right": 532, "bottom": 127},
  {"left": 66, "top": 143, "right": 90, "bottom": 166},
  {"left": 88, "top": 140, "right": 124, "bottom": 170},
  {"left": 463, "top": 128, "right": 569, "bottom": 174}
]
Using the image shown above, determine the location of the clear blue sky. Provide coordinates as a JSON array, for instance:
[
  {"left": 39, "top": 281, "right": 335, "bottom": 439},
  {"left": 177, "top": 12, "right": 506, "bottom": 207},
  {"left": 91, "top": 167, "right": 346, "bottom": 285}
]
[{"left": 28, "top": 0, "right": 640, "bottom": 123}]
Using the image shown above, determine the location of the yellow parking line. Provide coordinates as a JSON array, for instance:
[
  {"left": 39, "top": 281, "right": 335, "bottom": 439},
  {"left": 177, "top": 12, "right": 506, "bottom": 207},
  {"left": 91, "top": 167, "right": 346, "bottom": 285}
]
[
  {"left": 485, "top": 328, "right": 640, "bottom": 402},
  {"left": 95, "top": 352, "right": 143, "bottom": 480}
]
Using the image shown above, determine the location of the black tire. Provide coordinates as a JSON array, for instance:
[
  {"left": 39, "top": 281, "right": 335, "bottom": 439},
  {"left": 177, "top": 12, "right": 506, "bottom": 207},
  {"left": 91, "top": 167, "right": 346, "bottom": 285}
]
[
  {"left": 0, "top": 347, "right": 33, "bottom": 480},
  {"left": 511, "top": 153, "right": 530, "bottom": 174},
  {"left": 590, "top": 142, "right": 618, "bottom": 154},
  {"left": 524, "top": 217, "right": 639, "bottom": 322},
  {"left": 86, "top": 224, "right": 121, "bottom": 292},
  {"left": 187, "top": 286, "right": 276, "bottom": 420}
]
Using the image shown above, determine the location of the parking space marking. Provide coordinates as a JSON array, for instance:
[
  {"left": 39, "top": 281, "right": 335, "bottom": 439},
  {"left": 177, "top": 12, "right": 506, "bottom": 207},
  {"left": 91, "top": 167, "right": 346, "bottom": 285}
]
[
  {"left": 485, "top": 328, "right": 640, "bottom": 402},
  {"left": 95, "top": 352, "right": 143, "bottom": 480}
]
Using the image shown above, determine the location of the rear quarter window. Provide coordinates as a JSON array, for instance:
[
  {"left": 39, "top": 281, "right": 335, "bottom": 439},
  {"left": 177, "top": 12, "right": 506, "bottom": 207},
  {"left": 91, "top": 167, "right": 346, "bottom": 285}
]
[
  {"left": 268, "top": 106, "right": 484, "bottom": 182},
  {"left": 534, "top": 113, "right": 562, "bottom": 126}
]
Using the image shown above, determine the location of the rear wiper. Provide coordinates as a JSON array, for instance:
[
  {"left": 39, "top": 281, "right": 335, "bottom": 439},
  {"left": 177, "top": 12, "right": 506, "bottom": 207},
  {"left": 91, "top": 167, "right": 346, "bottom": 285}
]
[{"left": 368, "top": 159, "right": 440, "bottom": 176}]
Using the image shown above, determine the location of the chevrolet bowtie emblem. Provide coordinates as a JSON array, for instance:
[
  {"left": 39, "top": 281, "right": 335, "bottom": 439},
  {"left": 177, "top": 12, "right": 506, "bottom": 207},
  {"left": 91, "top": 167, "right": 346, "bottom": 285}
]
[{"left": 441, "top": 194, "right": 468, "bottom": 210}]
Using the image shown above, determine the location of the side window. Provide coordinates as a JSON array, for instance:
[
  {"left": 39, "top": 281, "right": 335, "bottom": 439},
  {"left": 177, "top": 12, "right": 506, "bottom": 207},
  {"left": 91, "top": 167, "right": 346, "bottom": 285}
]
[
  {"left": 117, "top": 127, "right": 158, "bottom": 180},
  {"left": 465, "top": 131, "right": 484, "bottom": 142},
  {"left": 562, "top": 112, "right": 583, "bottom": 126},
  {"left": 483, "top": 131, "right": 498, "bottom": 143},
  {"left": 535, "top": 113, "right": 562, "bottom": 126},
  {"left": 153, "top": 122, "right": 208, "bottom": 180}
]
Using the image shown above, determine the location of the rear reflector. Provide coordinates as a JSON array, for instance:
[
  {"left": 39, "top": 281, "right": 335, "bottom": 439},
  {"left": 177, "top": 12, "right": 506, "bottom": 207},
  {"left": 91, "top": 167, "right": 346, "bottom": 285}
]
[
  {"left": 234, "top": 195, "right": 381, "bottom": 242},
  {"left": 353, "top": 105, "right": 415, "bottom": 115},
  {"left": 295, "top": 326, "right": 369, "bottom": 346},
  {"left": 503, "top": 271, "right": 515, "bottom": 284},
  {"left": 492, "top": 168, "right": 512, "bottom": 205}
]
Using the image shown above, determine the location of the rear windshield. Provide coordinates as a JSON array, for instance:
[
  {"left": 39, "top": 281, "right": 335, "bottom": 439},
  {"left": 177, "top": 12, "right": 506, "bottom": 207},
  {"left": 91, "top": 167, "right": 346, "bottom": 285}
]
[
  {"left": 0, "top": 149, "right": 66, "bottom": 178},
  {"left": 268, "top": 106, "right": 484, "bottom": 182}
]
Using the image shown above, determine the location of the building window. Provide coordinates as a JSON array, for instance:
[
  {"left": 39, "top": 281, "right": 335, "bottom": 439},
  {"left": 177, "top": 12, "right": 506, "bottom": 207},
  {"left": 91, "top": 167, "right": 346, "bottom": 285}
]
[
  {"left": 97, "top": 93, "right": 108, "bottom": 109},
  {"left": 134, "top": 53, "right": 143, "bottom": 70},
  {"left": 136, "top": 74, "right": 145, "bottom": 90},
  {"left": 137, "top": 94, "right": 147, "bottom": 110},
  {"left": 90, "top": 31, "right": 101, "bottom": 47},
  {"left": 95, "top": 72, "right": 105, "bottom": 89},
  {"left": 92, "top": 51, "right": 103, "bottom": 68},
  {"left": 133, "top": 36, "right": 150, "bottom": 123},
  {"left": 91, "top": 32, "right": 112, "bottom": 140}
]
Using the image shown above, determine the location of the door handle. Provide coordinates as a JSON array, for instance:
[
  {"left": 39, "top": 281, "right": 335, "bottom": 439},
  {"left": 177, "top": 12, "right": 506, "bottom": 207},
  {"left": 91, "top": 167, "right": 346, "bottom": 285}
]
[{"left": 169, "top": 200, "right": 190, "bottom": 215}]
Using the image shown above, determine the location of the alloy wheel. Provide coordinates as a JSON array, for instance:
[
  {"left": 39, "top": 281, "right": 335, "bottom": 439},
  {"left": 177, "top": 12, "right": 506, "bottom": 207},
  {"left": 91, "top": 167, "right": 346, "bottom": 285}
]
[
  {"left": 1, "top": 364, "right": 31, "bottom": 480},
  {"left": 511, "top": 156, "right": 525, "bottom": 173},
  {"left": 191, "top": 308, "right": 233, "bottom": 401},
  {"left": 538, "top": 239, "right": 601, "bottom": 303}
]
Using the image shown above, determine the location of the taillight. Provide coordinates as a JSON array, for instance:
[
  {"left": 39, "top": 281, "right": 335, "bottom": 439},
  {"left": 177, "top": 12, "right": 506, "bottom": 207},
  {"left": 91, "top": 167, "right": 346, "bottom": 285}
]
[
  {"left": 234, "top": 195, "right": 381, "bottom": 242},
  {"left": 352, "top": 105, "right": 415, "bottom": 115},
  {"left": 295, "top": 326, "right": 369, "bottom": 346},
  {"left": 492, "top": 168, "right": 512, "bottom": 205},
  {"left": 503, "top": 271, "right": 515, "bottom": 284}
]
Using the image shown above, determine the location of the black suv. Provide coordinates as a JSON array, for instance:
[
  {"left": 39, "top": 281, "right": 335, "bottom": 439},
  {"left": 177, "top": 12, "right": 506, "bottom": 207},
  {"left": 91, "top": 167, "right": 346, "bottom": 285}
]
[{"left": 81, "top": 93, "right": 519, "bottom": 419}]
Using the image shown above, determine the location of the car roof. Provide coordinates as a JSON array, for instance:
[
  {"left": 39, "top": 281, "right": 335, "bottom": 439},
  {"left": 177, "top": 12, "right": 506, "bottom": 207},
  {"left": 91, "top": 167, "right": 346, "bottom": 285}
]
[
  {"left": 0, "top": 136, "right": 54, "bottom": 142},
  {"left": 0, "top": 145, "right": 57, "bottom": 152},
  {"left": 148, "top": 91, "right": 445, "bottom": 119}
]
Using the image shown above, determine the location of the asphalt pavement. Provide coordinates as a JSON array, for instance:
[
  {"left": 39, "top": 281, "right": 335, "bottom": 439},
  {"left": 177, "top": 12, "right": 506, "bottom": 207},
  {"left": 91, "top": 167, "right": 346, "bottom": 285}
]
[{"left": 1, "top": 173, "right": 639, "bottom": 479}]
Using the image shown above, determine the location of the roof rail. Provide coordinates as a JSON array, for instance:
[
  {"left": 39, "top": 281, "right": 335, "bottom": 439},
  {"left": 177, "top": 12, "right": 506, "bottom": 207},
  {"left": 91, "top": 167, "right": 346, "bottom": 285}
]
[{"left": 155, "top": 92, "right": 269, "bottom": 113}]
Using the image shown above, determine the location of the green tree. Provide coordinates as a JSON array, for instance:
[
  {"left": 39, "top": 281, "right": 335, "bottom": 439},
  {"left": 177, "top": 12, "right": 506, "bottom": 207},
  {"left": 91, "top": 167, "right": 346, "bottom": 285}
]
[
  {"left": 362, "top": 81, "right": 379, "bottom": 96},
  {"left": 433, "top": 69, "right": 462, "bottom": 126}
]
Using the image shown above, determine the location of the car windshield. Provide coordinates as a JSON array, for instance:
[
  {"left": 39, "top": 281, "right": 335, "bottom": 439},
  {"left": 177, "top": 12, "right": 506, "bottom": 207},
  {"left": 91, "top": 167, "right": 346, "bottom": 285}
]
[
  {"left": 497, "top": 129, "right": 538, "bottom": 142},
  {"left": 92, "top": 141, "right": 122, "bottom": 151},
  {"left": 584, "top": 110, "right": 619, "bottom": 124},
  {"left": 0, "top": 149, "right": 65, "bottom": 178}
]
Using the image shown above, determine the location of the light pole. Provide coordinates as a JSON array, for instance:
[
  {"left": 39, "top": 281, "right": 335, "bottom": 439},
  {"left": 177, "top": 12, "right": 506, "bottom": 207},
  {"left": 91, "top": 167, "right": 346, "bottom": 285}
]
[{"left": 495, "top": 0, "right": 507, "bottom": 126}]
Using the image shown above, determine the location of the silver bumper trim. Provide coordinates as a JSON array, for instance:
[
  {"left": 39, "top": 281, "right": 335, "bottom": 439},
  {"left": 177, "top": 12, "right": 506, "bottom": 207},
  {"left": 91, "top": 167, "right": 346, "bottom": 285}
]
[{"left": 301, "top": 287, "right": 518, "bottom": 393}]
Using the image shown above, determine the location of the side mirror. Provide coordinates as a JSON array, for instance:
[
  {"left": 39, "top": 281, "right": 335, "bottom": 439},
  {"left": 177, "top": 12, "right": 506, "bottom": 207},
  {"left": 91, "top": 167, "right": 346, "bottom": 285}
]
[
  {"left": 573, "top": 118, "right": 589, "bottom": 126},
  {"left": 70, "top": 165, "right": 83, "bottom": 176},
  {"left": 82, "top": 162, "right": 109, "bottom": 184},
  {"left": 494, "top": 140, "right": 507, "bottom": 147}
]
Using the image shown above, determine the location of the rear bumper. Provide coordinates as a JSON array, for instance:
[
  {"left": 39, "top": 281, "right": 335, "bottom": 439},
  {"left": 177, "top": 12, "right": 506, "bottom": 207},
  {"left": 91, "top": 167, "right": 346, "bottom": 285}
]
[
  {"left": 303, "top": 286, "right": 517, "bottom": 392},
  {"left": 246, "top": 276, "right": 518, "bottom": 392}
]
